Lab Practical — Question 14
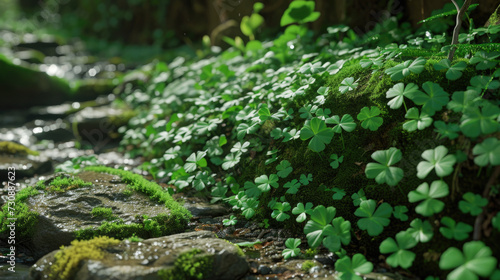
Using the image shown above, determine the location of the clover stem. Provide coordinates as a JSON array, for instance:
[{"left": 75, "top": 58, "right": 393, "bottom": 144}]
[
  {"left": 403, "top": 101, "right": 408, "bottom": 113},
  {"left": 477, "top": 166, "right": 482, "bottom": 177}
]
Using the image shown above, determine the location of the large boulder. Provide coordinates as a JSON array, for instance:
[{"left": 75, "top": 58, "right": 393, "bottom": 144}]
[
  {"left": 3, "top": 169, "right": 190, "bottom": 259},
  {"left": 29, "top": 231, "right": 249, "bottom": 280}
]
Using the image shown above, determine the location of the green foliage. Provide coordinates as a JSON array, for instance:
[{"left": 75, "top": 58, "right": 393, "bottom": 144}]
[
  {"left": 472, "top": 137, "right": 500, "bottom": 166},
  {"left": 439, "top": 241, "right": 497, "bottom": 280},
  {"left": 158, "top": 249, "right": 213, "bottom": 280},
  {"left": 407, "top": 81, "right": 449, "bottom": 116},
  {"left": 392, "top": 206, "right": 409, "bottom": 221},
  {"left": 355, "top": 200, "right": 392, "bottom": 236},
  {"left": 223, "top": 215, "right": 238, "bottom": 226},
  {"left": 365, "top": 147, "right": 403, "bottom": 187},
  {"left": 240, "top": 3, "right": 264, "bottom": 40},
  {"left": 339, "top": 77, "right": 358, "bottom": 94},
  {"left": 357, "top": 106, "right": 383, "bottom": 131},
  {"left": 271, "top": 202, "right": 291, "bottom": 222},
  {"left": 439, "top": 216, "right": 473, "bottom": 241},
  {"left": 282, "top": 238, "right": 301, "bottom": 260},
  {"left": 408, "top": 180, "right": 449, "bottom": 216},
  {"left": 406, "top": 218, "right": 433, "bottom": 243},
  {"left": 418, "top": 4, "right": 479, "bottom": 23},
  {"left": 91, "top": 207, "right": 116, "bottom": 221},
  {"left": 255, "top": 174, "right": 279, "bottom": 193},
  {"left": 403, "top": 107, "right": 433, "bottom": 132},
  {"left": 303, "top": 205, "right": 351, "bottom": 252},
  {"left": 417, "top": 146, "right": 456, "bottom": 179},
  {"left": 55, "top": 155, "right": 99, "bottom": 173},
  {"left": 460, "top": 103, "right": 500, "bottom": 138},
  {"left": 380, "top": 231, "right": 417, "bottom": 269},
  {"left": 292, "top": 202, "right": 313, "bottom": 223},
  {"left": 458, "top": 192, "right": 487, "bottom": 216},
  {"left": 38, "top": 176, "right": 92, "bottom": 193},
  {"left": 433, "top": 59, "right": 467, "bottom": 81},
  {"left": 334, "top": 254, "right": 373, "bottom": 280},
  {"left": 300, "top": 117, "right": 334, "bottom": 152},
  {"left": 386, "top": 83, "right": 421, "bottom": 110},
  {"left": 280, "top": 0, "right": 320, "bottom": 26},
  {"left": 276, "top": 160, "right": 293, "bottom": 178},
  {"left": 329, "top": 154, "right": 344, "bottom": 169},
  {"left": 385, "top": 57, "right": 426, "bottom": 81}
]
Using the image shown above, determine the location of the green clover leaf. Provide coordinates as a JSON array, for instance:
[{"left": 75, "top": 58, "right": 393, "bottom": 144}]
[
  {"left": 280, "top": 0, "right": 320, "bottom": 26},
  {"left": 379, "top": 231, "right": 417, "bottom": 269},
  {"left": 292, "top": 202, "right": 313, "bottom": 223},
  {"left": 300, "top": 173, "right": 313, "bottom": 185},
  {"left": 335, "top": 254, "right": 373, "bottom": 280},
  {"left": 407, "top": 81, "right": 449, "bottom": 116},
  {"left": 365, "top": 147, "right": 403, "bottom": 187},
  {"left": 406, "top": 218, "right": 433, "bottom": 243},
  {"left": 304, "top": 205, "right": 337, "bottom": 248},
  {"left": 433, "top": 59, "right": 467, "bottom": 81},
  {"left": 300, "top": 117, "right": 334, "bottom": 152},
  {"left": 351, "top": 189, "right": 367, "bottom": 206},
  {"left": 339, "top": 77, "right": 358, "bottom": 94},
  {"left": 323, "top": 217, "right": 351, "bottom": 253},
  {"left": 222, "top": 152, "right": 241, "bottom": 170},
  {"left": 434, "top": 121, "right": 460, "bottom": 140},
  {"left": 271, "top": 202, "right": 291, "bottom": 222},
  {"left": 386, "top": 82, "right": 422, "bottom": 110},
  {"left": 385, "top": 57, "right": 426, "bottom": 81},
  {"left": 403, "top": 107, "right": 433, "bottom": 132},
  {"left": 417, "top": 145, "right": 456, "bottom": 179},
  {"left": 223, "top": 215, "right": 238, "bottom": 226},
  {"left": 276, "top": 160, "right": 293, "bottom": 178},
  {"left": 439, "top": 216, "right": 473, "bottom": 241},
  {"left": 470, "top": 51, "right": 500, "bottom": 70},
  {"left": 357, "top": 106, "right": 383, "bottom": 131},
  {"left": 447, "top": 88, "right": 481, "bottom": 113},
  {"left": 458, "top": 192, "right": 487, "bottom": 216},
  {"left": 473, "top": 137, "right": 500, "bottom": 166},
  {"left": 184, "top": 151, "right": 207, "bottom": 173},
  {"left": 254, "top": 174, "right": 279, "bottom": 193},
  {"left": 326, "top": 114, "right": 356, "bottom": 133},
  {"left": 330, "top": 153, "right": 344, "bottom": 169},
  {"left": 460, "top": 103, "right": 500, "bottom": 138},
  {"left": 284, "top": 179, "right": 301, "bottom": 194},
  {"left": 393, "top": 205, "right": 409, "bottom": 221},
  {"left": 355, "top": 200, "right": 392, "bottom": 236},
  {"left": 439, "top": 241, "right": 497, "bottom": 280},
  {"left": 408, "top": 180, "right": 449, "bottom": 216},
  {"left": 282, "top": 238, "right": 301, "bottom": 260}
]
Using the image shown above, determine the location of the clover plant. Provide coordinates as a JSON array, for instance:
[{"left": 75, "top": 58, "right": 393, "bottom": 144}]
[
  {"left": 351, "top": 189, "right": 367, "bottom": 206},
  {"left": 407, "top": 81, "right": 449, "bottom": 116},
  {"left": 300, "top": 117, "right": 334, "bottom": 152},
  {"left": 393, "top": 206, "right": 409, "bottom": 221},
  {"left": 354, "top": 200, "right": 392, "bottom": 236},
  {"left": 433, "top": 59, "right": 467, "bottom": 80},
  {"left": 472, "top": 137, "right": 500, "bottom": 166},
  {"left": 439, "top": 216, "right": 473, "bottom": 241},
  {"left": 385, "top": 57, "right": 426, "bottom": 81},
  {"left": 330, "top": 187, "right": 346, "bottom": 200},
  {"left": 254, "top": 174, "right": 279, "bottom": 193},
  {"left": 386, "top": 83, "right": 422, "bottom": 110},
  {"left": 417, "top": 145, "right": 456, "bottom": 179},
  {"left": 357, "top": 106, "right": 383, "bottom": 131},
  {"left": 403, "top": 107, "right": 433, "bottom": 132},
  {"left": 434, "top": 121, "right": 460, "bottom": 140},
  {"left": 282, "top": 238, "right": 301, "bottom": 260},
  {"left": 408, "top": 180, "right": 449, "bottom": 216},
  {"left": 276, "top": 160, "right": 293, "bottom": 178},
  {"left": 460, "top": 103, "right": 500, "bottom": 138},
  {"left": 280, "top": 0, "right": 320, "bottom": 26},
  {"left": 329, "top": 154, "right": 344, "bottom": 169},
  {"left": 292, "top": 202, "right": 313, "bottom": 223},
  {"left": 223, "top": 215, "right": 238, "bottom": 226},
  {"left": 184, "top": 151, "right": 207, "bottom": 173},
  {"left": 299, "top": 173, "right": 313, "bottom": 185},
  {"left": 458, "top": 192, "right": 487, "bottom": 216},
  {"left": 283, "top": 179, "right": 301, "bottom": 194},
  {"left": 339, "top": 77, "right": 358, "bottom": 94},
  {"left": 326, "top": 114, "right": 356, "bottom": 148},
  {"left": 469, "top": 51, "right": 500, "bottom": 70},
  {"left": 406, "top": 218, "right": 433, "bottom": 243},
  {"left": 439, "top": 241, "right": 497, "bottom": 280},
  {"left": 303, "top": 205, "right": 351, "bottom": 252},
  {"left": 334, "top": 254, "right": 373, "bottom": 280},
  {"left": 380, "top": 231, "right": 417, "bottom": 269},
  {"left": 365, "top": 147, "right": 403, "bottom": 187},
  {"left": 272, "top": 202, "right": 291, "bottom": 222}
]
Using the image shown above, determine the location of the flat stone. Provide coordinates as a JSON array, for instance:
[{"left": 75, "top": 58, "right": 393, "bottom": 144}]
[{"left": 29, "top": 231, "right": 249, "bottom": 280}]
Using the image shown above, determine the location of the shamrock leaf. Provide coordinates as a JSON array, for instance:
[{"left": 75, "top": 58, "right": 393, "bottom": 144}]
[
  {"left": 469, "top": 51, "right": 500, "bottom": 70},
  {"left": 433, "top": 59, "right": 467, "bottom": 81},
  {"left": 357, "top": 106, "right": 383, "bottom": 131},
  {"left": 459, "top": 192, "right": 487, "bottom": 216},
  {"left": 386, "top": 82, "right": 422, "bottom": 110},
  {"left": 323, "top": 217, "right": 352, "bottom": 252},
  {"left": 403, "top": 107, "right": 433, "bottom": 132},
  {"left": 283, "top": 128, "right": 300, "bottom": 142},
  {"left": 244, "top": 181, "right": 261, "bottom": 198},
  {"left": 380, "top": 231, "right": 417, "bottom": 269},
  {"left": 439, "top": 241, "right": 497, "bottom": 280},
  {"left": 254, "top": 174, "right": 279, "bottom": 193},
  {"left": 447, "top": 89, "right": 481, "bottom": 113},
  {"left": 300, "top": 118, "right": 334, "bottom": 152},
  {"left": 300, "top": 173, "right": 313, "bottom": 185},
  {"left": 184, "top": 151, "right": 207, "bottom": 173},
  {"left": 242, "top": 198, "right": 259, "bottom": 219},
  {"left": 335, "top": 254, "right": 374, "bottom": 280},
  {"left": 330, "top": 187, "right": 346, "bottom": 200},
  {"left": 222, "top": 152, "right": 241, "bottom": 170},
  {"left": 339, "top": 77, "right": 358, "bottom": 94},
  {"left": 406, "top": 218, "right": 433, "bottom": 243},
  {"left": 417, "top": 145, "right": 456, "bottom": 179},
  {"left": 298, "top": 62, "right": 325, "bottom": 74},
  {"left": 330, "top": 154, "right": 344, "bottom": 169},
  {"left": 276, "top": 160, "right": 293, "bottom": 178},
  {"left": 326, "top": 114, "right": 356, "bottom": 133},
  {"left": 365, "top": 147, "right": 403, "bottom": 187},
  {"left": 284, "top": 179, "right": 301, "bottom": 194},
  {"left": 231, "top": 141, "right": 250, "bottom": 154},
  {"left": 473, "top": 137, "right": 500, "bottom": 166},
  {"left": 385, "top": 57, "right": 426, "bottom": 81},
  {"left": 271, "top": 202, "right": 291, "bottom": 222},
  {"left": 351, "top": 189, "right": 367, "bottom": 206},
  {"left": 299, "top": 104, "right": 318, "bottom": 119},
  {"left": 355, "top": 200, "right": 392, "bottom": 236},
  {"left": 460, "top": 104, "right": 500, "bottom": 138},
  {"left": 327, "top": 60, "right": 345, "bottom": 75},
  {"left": 407, "top": 81, "right": 449, "bottom": 116},
  {"left": 470, "top": 75, "right": 500, "bottom": 90},
  {"left": 434, "top": 121, "right": 460, "bottom": 140},
  {"left": 280, "top": 0, "right": 320, "bottom": 26},
  {"left": 236, "top": 122, "right": 260, "bottom": 140},
  {"left": 292, "top": 202, "right": 313, "bottom": 223},
  {"left": 282, "top": 238, "right": 301, "bottom": 260},
  {"left": 304, "top": 205, "right": 337, "bottom": 248},
  {"left": 439, "top": 216, "right": 473, "bottom": 241},
  {"left": 223, "top": 215, "right": 238, "bottom": 226},
  {"left": 393, "top": 205, "right": 409, "bottom": 221},
  {"left": 408, "top": 180, "right": 449, "bottom": 216}
]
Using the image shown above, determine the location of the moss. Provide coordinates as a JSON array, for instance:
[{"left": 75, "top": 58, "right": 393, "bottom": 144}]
[
  {"left": 301, "top": 260, "right": 316, "bottom": 272},
  {"left": 222, "top": 239, "right": 244, "bottom": 256},
  {"left": 0, "top": 141, "right": 39, "bottom": 156},
  {"left": 0, "top": 186, "right": 40, "bottom": 238},
  {"left": 157, "top": 249, "right": 213, "bottom": 280},
  {"left": 36, "top": 176, "right": 92, "bottom": 193},
  {"left": 91, "top": 207, "right": 116, "bottom": 221},
  {"left": 48, "top": 236, "right": 120, "bottom": 280}
]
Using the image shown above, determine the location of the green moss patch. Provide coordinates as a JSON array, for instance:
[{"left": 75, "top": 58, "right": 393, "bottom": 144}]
[
  {"left": 0, "top": 141, "right": 39, "bottom": 156},
  {"left": 158, "top": 249, "right": 213, "bottom": 280}
]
